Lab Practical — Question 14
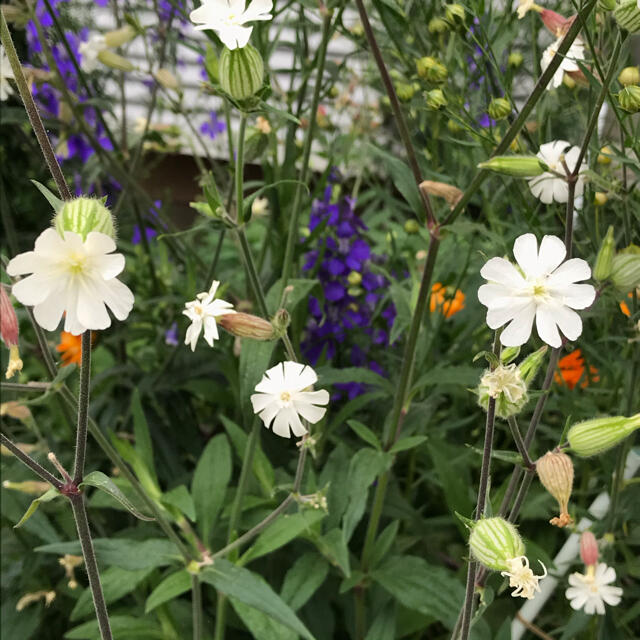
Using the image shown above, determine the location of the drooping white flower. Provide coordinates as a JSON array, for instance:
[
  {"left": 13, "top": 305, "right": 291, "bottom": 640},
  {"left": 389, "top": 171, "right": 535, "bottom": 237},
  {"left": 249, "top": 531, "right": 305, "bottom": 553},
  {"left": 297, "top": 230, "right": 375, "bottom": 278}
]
[
  {"left": 541, "top": 35, "right": 585, "bottom": 89},
  {"left": 251, "top": 361, "right": 329, "bottom": 438},
  {"left": 501, "top": 556, "right": 547, "bottom": 599},
  {"left": 478, "top": 233, "right": 596, "bottom": 348},
  {"left": 1, "top": 44, "right": 15, "bottom": 101},
  {"left": 7, "top": 229, "right": 134, "bottom": 335},
  {"left": 183, "top": 280, "right": 235, "bottom": 351},
  {"left": 190, "top": 0, "right": 273, "bottom": 50},
  {"left": 566, "top": 563, "right": 623, "bottom": 615},
  {"left": 527, "top": 140, "right": 585, "bottom": 207},
  {"left": 79, "top": 33, "right": 107, "bottom": 73}
]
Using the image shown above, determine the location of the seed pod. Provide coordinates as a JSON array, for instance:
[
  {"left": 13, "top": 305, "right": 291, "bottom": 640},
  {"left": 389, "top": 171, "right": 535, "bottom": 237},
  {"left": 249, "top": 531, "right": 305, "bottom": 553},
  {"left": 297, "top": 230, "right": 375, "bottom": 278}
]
[
  {"left": 488, "top": 97, "right": 512, "bottom": 121},
  {"left": 445, "top": 3, "right": 465, "bottom": 23},
  {"left": 593, "top": 192, "right": 608, "bottom": 206},
  {"left": 610, "top": 252, "right": 640, "bottom": 293},
  {"left": 478, "top": 155, "right": 547, "bottom": 177},
  {"left": 426, "top": 88, "right": 447, "bottom": 110},
  {"left": 469, "top": 517, "right": 525, "bottom": 571},
  {"left": 613, "top": 0, "right": 640, "bottom": 33},
  {"left": 508, "top": 52, "right": 523, "bottom": 68},
  {"left": 618, "top": 85, "right": 640, "bottom": 112},
  {"left": 593, "top": 226, "right": 616, "bottom": 281},
  {"left": 54, "top": 196, "right": 116, "bottom": 240},
  {"left": 219, "top": 45, "right": 264, "bottom": 100},
  {"left": 104, "top": 25, "right": 136, "bottom": 48},
  {"left": 396, "top": 82, "right": 415, "bottom": 102},
  {"left": 428, "top": 18, "right": 449, "bottom": 34},
  {"left": 536, "top": 451, "right": 574, "bottom": 527},
  {"left": 97, "top": 50, "right": 135, "bottom": 72},
  {"left": 416, "top": 56, "right": 448, "bottom": 83},
  {"left": 580, "top": 531, "right": 599, "bottom": 566},
  {"left": 155, "top": 68, "right": 179, "bottom": 91},
  {"left": 618, "top": 66, "right": 640, "bottom": 86},
  {"left": 568, "top": 414, "right": 640, "bottom": 457},
  {"left": 217, "top": 312, "right": 275, "bottom": 340}
]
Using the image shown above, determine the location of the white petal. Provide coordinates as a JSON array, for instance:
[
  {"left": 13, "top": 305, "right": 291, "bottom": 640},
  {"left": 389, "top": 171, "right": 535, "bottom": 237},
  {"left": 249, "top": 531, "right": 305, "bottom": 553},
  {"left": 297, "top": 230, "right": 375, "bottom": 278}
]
[
  {"left": 257, "top": 402, "right": 280, "bottom": 429},
  {"left": 98, "top": 277, "right": 135, "bottom": 320},
  {"left": 250, "top": 392, "right": 273, "bottom": 414},
  {"left": 219, "top": 24, "right": 253, "bottom": 49},
  {"left": 535, "top": 306, "right": 562, "bottom": 347},
  {"left": 552, "top": 304, "right": 583, "bottom": 341},
  {"left": 477, "top": 283, "right": 514, "bottom": 308},
  {"left": 203, "top": 316, "right": 220, "bottom": 346},
  {"left": 34, "top": 228, "right": 67, "bottom": 255},
  {"left": 500, "top": 302, "right": 536, "bottom": 346},
  {"left": 6, "top": 250, "right": 39, "bottom": 276},
  {"left": 537, "top": 235, "right": 566, "bottom": 275},
  {"left": 552, "top": 178, "right": 568, "bottom": 203},
  {"left": 241, "top": 0, "right": 273, "bottom": 22},
  {"left": 85, "top": 231, "right": 116, "bottom": 256},
  {"left": 32, "top": 292, "right": 66, "bottom": 332},
  {"left": 94, "top": 254, "right": 125, "bottom": 279},
  {"left": 513, "top": 234, "right": 539, "bottom": 277},
  {"left": 185, "top": 319, "right": 202, "bottom": 351},
  {"left": 11, "top": 273, "right": 55, "bottom": 306},
  {"left": 287, "top": 408, "right": 307, "bottom": 438},
  {"left": 600, "top": 587, "right": 622, "bottom": 606},
  {"left": 77, "top": 279, "right": 111, "bottom": 330},
  {"left": 272, "top": 408, "right": 293, "bottom": 438},
  {"left": 555, "top": 283, "right": 596, "bottom": 310},
  {"left": 486, "top": 297, "right": 533, "bottom": 330},
  {"left": 282, "top": 361, "right": 306, "bottom": 385},
  {"left": 294, "top": 398, "right": 327, "bottom": 424},
  {"left": 292, "top": 364, "right": 318, "bottom": 391},
  {"left": 548, "top": 258, "right": 591, "bottom": 286},
  {"left": 480, "top": 257, "right": 526, "bottom": 288}
]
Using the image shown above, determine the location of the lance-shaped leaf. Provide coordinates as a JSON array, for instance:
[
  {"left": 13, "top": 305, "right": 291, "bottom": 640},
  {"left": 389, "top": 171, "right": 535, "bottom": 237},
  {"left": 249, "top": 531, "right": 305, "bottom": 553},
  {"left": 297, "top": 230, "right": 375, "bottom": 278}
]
[
  {"left": 14, "top": 487, "right": 60, "bottom": 528},
  {"left": 80, "top": 471, "right": 153, "bottom": 521}
]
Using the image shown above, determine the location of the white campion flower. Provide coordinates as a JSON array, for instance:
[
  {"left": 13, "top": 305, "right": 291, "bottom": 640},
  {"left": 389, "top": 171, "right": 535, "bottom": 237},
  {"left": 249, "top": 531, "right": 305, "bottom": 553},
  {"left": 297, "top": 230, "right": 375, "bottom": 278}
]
[
  {"left": 7, "top": 229, "right": 134, "bottom": 335},
  {"left": 251, "top": 361, "right": 329, "bottom": 438},
  {"left": 190, "top": 0, "right": 273, "bottom": 50},
  {"left": 527, "top": 140, "right": 585, "bottom": 208},
  {"left": 478, "top": 233, "right": 596, "bottom": 348},
  {"left": 1, "top": 44, "right": 15, "bottom": 101},
  {"left": 79, "top": 33, "right": 107, "bottom": 73},
  {"left": 566, "top": 563, "right": 623, "bottom": 614},
  {"left": 501, "top": 556, "right": 547, "bottom": 599},
  {"left": 183, "top": 280, "right": 235, "bottom": 351},
  {"left": 541, "top": 35, "right": 585, "bottom": 89}
]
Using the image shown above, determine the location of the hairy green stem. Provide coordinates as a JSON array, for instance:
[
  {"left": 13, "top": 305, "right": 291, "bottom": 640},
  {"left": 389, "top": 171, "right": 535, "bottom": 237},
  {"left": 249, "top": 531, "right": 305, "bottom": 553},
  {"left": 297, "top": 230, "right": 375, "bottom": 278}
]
[
  {"left": 192, "top": 575, "right": 203, "bottom": 640},
  {"left": 72, "top": 332, "right": 92, "bottom": 484},
  {"left": 235, "top": 114, "right": 248, "bottom": 224},
  {"left": 280, "top": 11, "right": 332, "bottom": 289},
  {"left": 70, "top": 495, "right": 113, "bottom": 640},
  {"left": 0, "top": 12, "right": 71, "bottom": 200},
  {"left": 507, "top": 416, "right": 534, "bottom": 469},
  {"left": 0, "top": 432, "right": 63, "bottom": 489}
]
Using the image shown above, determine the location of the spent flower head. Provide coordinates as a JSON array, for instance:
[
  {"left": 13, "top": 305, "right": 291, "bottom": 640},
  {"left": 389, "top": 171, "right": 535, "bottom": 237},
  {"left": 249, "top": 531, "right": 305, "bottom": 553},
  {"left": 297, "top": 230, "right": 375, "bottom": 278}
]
[{"left": 478, "top": 233, "right": 596, "bottom": 347}]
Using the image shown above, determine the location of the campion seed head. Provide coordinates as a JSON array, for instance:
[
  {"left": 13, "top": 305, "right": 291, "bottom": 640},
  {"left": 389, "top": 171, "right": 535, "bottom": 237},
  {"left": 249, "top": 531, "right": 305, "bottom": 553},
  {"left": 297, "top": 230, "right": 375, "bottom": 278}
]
[
  {"left": 568, "top": 414, "right": 640, "bottom": 457},
  {"left": 445, "top": 3, "right": 465, "bottom": 23},
  {"left": 488, "top": 97, "right": 512, "bottom": 120},
  {"left": 416, "top": 56, "right": 448, "bottom": 83},
  {"left": 613, "top": 0, "right": 640, "bottom": 33},
  {"left": 478, "top": 363, "right": 528, "bottom": 419},
  {"left": 618, "top": 66, "right": 640, "bottom": 86},
  {"left": 597, "top": 146, "right": 613, "bottom": 164},
  {"left": 219, "top": 45, "right": 264, "bottom": 101},
  {"left": 610, "top": 251, "right": 640, "bottom": 292},
  {"left": 594, "top": 192, "right": 608, "bottom": 206},
  {"left": 478, "top": 155, "right": 547, "bottom": 177},
  {"left": 425, "top": 88, "right": 447, "bottom": 110},
  {"left": 468, "top": 517, "right": 525, "bottom": 571},
  {"left": 54, "top": 197, "right": 116, "bottom": 241},
  {"left": 593, "top": 226, "right": 615, "bottom": 281},
  {"left": 536, "top": 451, "right": 574, "bottom": 527},
  {"left": 618, "top": 85, "right": 640, "bottom": 113},
  {"left": 580, "top": 531, "right": 599, "bottom": 567},
  {"left": 395, "top": 82, "right": 416, "bottom": 102},
  {"left": 428, "top": 17, "right": 449, "bottom": 34}
]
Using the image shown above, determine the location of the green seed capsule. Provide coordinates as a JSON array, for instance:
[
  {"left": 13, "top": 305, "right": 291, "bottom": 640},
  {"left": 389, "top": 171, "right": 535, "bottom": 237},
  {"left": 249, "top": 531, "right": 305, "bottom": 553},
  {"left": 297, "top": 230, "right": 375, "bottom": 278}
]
[
  {"left": 54, "top": 197, "right": 116, "bottom": 240},
  {"left": 593, "top": 226, "right": 615, "bottom": 281},
  {"left": 478, "top": 156, "right": 547, "bottom": 177},
  {"left": 469, "top": 517, "right": 525, "bottom": 571},
  {"left": 219, "top": 45, "right": 264, "bottom": 100},
  {"left": 568, "top": 414, "right": 640, "bottom": 457}
]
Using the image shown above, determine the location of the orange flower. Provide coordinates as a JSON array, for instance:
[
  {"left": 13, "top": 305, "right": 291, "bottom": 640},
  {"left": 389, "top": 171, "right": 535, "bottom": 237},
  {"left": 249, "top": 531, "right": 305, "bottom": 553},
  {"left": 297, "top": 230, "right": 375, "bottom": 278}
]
[
  {"left": 56, "top": 331, "right": 96, "bottom": 367},
  {"left": 619, "top": 291, "right": 635, "bottom": 317},
  {"left": 429, "top": 282, "right": 465, "bottom": 318},
  {"left": 555, "top": 349, "right": 599, "bottom": 390}
]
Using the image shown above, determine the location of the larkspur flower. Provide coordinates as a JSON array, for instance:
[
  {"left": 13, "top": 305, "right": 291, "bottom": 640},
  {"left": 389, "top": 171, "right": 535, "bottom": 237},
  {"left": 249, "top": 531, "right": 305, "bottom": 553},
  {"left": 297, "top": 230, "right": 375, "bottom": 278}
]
[
  {"left": 7, "top": 229, "right": 134, "bottom": 335},
  {"left": 527, "top": 140, "right": 585, "bottom": 207},
  {"left": 566, "top": 563, "right": 623, "bottom": 614},
  {"left": 250, "top": 361, "right": 329, "bottom": 438},
  {"left": 0, "top": 45, "right": 15, "bottom": 101},
  {"left": 541, "top": 36, "right": 585, "bottom": 89},
  {"left": 183, "top": 280, "right": 235, "bottom": 351},
  {"left": 478, "top": 233, "right": 596, "bottom": 348},
  {"left": 79, "top": 33, "right": 107, "bottom": 73},
  {"left": 190, "top": 0, "right": 273, "bottom": 50},
  {"left": 200, "top": 111, "right": 226, "bottom": 139},
  {"left": 165, "top": 322, "right": 179, "bottom": 347}
]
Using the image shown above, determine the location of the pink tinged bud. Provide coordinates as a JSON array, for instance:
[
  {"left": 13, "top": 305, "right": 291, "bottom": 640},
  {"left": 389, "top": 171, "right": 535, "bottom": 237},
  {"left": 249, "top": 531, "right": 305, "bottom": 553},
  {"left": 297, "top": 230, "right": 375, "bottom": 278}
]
[
  {"left": 580, "top": 531, "right": 599, "bottom": 567},
  {"left": 540, "top": 9, "right": 575, "bottom": 36},
  {"left": 1, "top": 286, "right": 19, "bottom": 347}
]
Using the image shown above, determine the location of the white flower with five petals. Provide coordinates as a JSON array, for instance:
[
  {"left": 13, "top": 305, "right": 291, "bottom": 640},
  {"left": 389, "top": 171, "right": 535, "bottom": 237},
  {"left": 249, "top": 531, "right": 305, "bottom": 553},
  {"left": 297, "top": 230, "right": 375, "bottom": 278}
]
[
  {"left": 541, "top": 35, "right": 585, "bottom": 89},
  {"left": 79, "top": 33, "right": 107, "bottom": 73},
  {"left": 183, "top": 280, "right": 235, "bottom": 351},
  {"left": 190, "top": 0, "right": 273, "bottom": 50},
  {"left": 7, "top": 229, "right": 134, "bottom": 335},
  {"left": 251, "top": 361, "right": 329, "bottom": 438},
  {"left": 527, "top": 140, "right": 585, "bottom": 208},
  {"left": 566, "top": 563, "right": 623, "bottom": 615},
  {"left": 478, "top": 233, "right": 596, "bottom": 348}
]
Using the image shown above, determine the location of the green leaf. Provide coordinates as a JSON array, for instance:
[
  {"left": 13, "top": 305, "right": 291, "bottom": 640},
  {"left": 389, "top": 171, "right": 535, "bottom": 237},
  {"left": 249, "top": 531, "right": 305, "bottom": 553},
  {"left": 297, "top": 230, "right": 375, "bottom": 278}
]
[
  {"left": 71, "top": 567, "right": 152, "bottom": 620},
  {"left": 31, "top": 179, "right": 64, "bottom": 213},
  {"left": 389, "top": 282, "right": 412, "bottom": 344},
  {"left": 371, "top": 555, "right": 464, "bottom": 629},
  {"left": 265, "top": 278, "right": 318, "bottom": 315},
  {"left": 365, "top": 602, "right": 396, "bottom": 640},
  {"left": 201, "top": 560, "right": 315, "bottom": 640},
  {"left": 110, "top": 435, "right": 162, "bottom": 502},
  {"left": 161, "top": 485, "right": 196, "bottom": 522},
  {"left": 310, "top": 527, "right": 351, "bottom": 577},
  {"left": 145, "top": 570, "right": 192, "bottom": 613},
  {"left": 411, "top": 366, "right": 480, "bottom": 394},
  {"left": 316, "top": 366, "right": 393, "bottom": 393},
  {"left": 230, "top": 598, "right": 298, "bottom": 640},
  {"left": 36, "top": 538, "right": 180, "bottom": 570},
  {"left": 80, "top": 471, "right": 153, "bottom": 521},
  {"left": 428, "top": 439, "right": 473, "bottom": 522},
  {"left": 65, "top": 615, "right": 164, "bottom": 639},
  {"left": 192, "top": 434, "right": 232, "bottom": 543},
  {"left": 131, "top": 389, "right": 156, "bottom": 484},
  {"left": 389, "top": 435, "right": 427, "bottom": 454},
  {"left": 467, "top": 445, "right": 522, "bottom": 465},
  {"left": 281, "top": 552, "right": 329, "bottom": 611},
  {"left": 368, "top": 521, "right": 399, "bottom": 570},
  {"left": 14, "top": 487, "right": 60, "bottom": 528},
  {"left": 347, "top": 420, "right": 381, "bottom": 450},
  {"left": 221, "top": 415, "right": 274, "bottom": 496},
  {"left": 240, "top": 509, "right": 326, "bottom": 565}
]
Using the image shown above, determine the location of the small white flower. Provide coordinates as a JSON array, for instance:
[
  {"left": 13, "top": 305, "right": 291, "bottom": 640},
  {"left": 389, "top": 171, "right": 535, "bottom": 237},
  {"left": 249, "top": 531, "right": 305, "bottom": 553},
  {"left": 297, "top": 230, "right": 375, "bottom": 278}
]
[
  {"left": 541, "top": 35, "right": 585, "bottom": 89},
  {"left": 7, "top": 228, "right": 134, "bottom": 335},
  {"left": 190, "top": 0, "right": 273, "bottom": 50},
  {"left": 183, "top": 281, "right": 235, "bottom": 351},
  {"left": 480, "top": 364, "right": 527, "bottom": 403},
  {"left": 478, "top": 233, "right": 596, "bottom": 348},
  {"left": 79, "top": 34, "right": 107, "bottom": 73},
  {"left": 527, "top": 140, "right": 585, "bottom": 208},
  {"left": 1, "top": 44, "right": 15, "bottom": 101},
  {"left": 251, "top": 361, "right": 329, "bottom": 438},
  {"left": 516, "top": 0, "right": 540, "bottom": 19},
  {"left": 251, "top": 196, "right": 269, "bottom": 217},
  {"left": 566, "top": 563, "right": 623, "bottom": 615},
  {"left": 501, "top": 556, "right": 547, "bottom": 599}
]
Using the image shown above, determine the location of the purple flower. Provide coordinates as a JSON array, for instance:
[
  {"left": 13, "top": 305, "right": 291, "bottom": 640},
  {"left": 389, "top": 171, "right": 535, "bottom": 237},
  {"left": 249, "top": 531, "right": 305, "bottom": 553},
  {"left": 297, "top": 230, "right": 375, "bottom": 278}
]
[
  {"left": 132, "top": 226, "right": 158, "bottom": 245},
  {"left": 165, "top": 322, "right": 179, "bottom": 346},
  {"left": 200, "top": 111, "right": 226, "bottom": 140}
]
